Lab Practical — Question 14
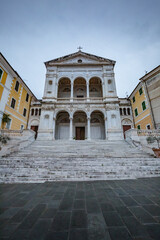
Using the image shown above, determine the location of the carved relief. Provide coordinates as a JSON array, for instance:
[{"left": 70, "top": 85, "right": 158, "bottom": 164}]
[
  {"left": 42, "top": 106, "right": 55, "bottom": 111},
  {"left": 105, "top": 105, "right": 119, "bottom": 111}
]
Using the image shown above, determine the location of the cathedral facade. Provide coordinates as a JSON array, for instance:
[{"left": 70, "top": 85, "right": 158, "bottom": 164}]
[{"left": 37, "top": 50, "right": 124, "bottom": 140}]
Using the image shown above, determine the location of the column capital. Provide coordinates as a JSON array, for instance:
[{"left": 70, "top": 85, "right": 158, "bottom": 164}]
[
  {"left": 87, "top": 117, "right": 90, "bottom": 120},
  {"left": 69, "top": 117, "right": 73, "bottom": 120}
]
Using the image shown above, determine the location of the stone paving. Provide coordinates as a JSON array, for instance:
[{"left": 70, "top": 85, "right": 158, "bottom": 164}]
[{"left": 0, "top": 178, "right": 160, "bottom": 240}]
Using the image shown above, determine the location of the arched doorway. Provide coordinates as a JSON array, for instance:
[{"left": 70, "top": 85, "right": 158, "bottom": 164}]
[
  {"left": 55, "top": 111, "right": 70, "bottom": 139},
  {"left": 73, "top": 111, "right": 87, "bottom": 140},
  {"left": 122, "top": 118, "right": 132, "bottom": 139},
  {"left": 89, "top": 77, "right": 103, "bottom": 98},
  {"left": 74, "top": 78, "right": 86, "bottom": 98},
  {"left": 30, "top": 119, "right": 39, "bottom": 139},
  {"left": 58, "top": 78, "right": 71, "bottom": 98},
  {"left": 90, "top": 111, "right": 105, "bottom": 139}
]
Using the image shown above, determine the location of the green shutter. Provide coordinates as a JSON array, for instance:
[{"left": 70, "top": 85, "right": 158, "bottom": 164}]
[
  {"left": 139, "top": 87, "right": 143, "bottom": 95},
  {"left": 133, "top": 96, "right": 135, "bottom": 103},
  {"left": 142, "top": 101, "right": 146, "bottom": 110},
  {"left": 0, "top": 69, "right": 3, "bottom": 79},
  {"left": 135, "top": 108, "right": 138, "bottom": 116},
  {"left": 137, "top": 125, "right": 141, "bottom": 129}
]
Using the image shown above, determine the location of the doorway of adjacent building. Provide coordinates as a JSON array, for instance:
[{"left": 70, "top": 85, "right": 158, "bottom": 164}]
[
  {"left": 31, "top": 125, "right": 39, "bottom": 139},
  {"left": 123, "top": 125, "right": 131, "bottom": 139},
  {"left": 76, "top": 127, "right": 85, "bottom": 140}
]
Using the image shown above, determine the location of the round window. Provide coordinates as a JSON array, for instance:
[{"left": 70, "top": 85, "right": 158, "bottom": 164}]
[
  {"left": 108, "top": 79, "right": 112, "bottom": 84},
  {"left": 78, "top": 59, "right": 82, "bottom": 63}
]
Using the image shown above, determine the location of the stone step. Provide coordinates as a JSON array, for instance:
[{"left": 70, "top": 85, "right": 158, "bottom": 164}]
[{"left": 0, "top": 139, "right": 159, "bottom": 183}]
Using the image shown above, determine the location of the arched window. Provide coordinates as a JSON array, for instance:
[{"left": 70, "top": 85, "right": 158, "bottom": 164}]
[
  {"left": 127, "top": 108, "right": 130, "bottom": 115},
  {"left": 31, "top": 109, "right": 34, "bottom": 116},
  {"left": 39, "top": 109, "right": 41, "bottom": 116},
  {"left": 35, "top": 109, "right": 38, "bottom": 116},
  {"left": 108, "top": 79, "right": 112, "bottom": 84},
  {"left": 120, "top": 108, "right": 122, "bottom": 115},
  {"left": 123, "top": 108, "right": 126, "bottom": 115}
]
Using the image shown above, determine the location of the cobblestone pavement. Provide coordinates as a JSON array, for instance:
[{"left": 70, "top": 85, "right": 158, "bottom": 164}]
[{"left": 0, "top": 178, "right": 160, "bottom": 240}]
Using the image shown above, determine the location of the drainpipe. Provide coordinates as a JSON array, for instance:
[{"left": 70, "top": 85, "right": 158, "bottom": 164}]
[{"left": 143, "top": 81, "right": 156, "bottom": 129}]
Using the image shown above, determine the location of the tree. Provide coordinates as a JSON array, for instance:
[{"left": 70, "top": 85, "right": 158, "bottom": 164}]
[{"left": 2, "top": 113, "right": 10, "bottom": 129}]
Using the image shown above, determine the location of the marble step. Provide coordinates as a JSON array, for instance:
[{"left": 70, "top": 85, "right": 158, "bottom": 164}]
[{"left": 0, "top": 140, "right": 159, "bottom": 183}]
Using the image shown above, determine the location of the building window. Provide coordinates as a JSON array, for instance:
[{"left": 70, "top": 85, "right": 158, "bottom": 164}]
[
  {"left": 123, "top": 108, "right": 126, "bottom": 115},
  {"left": 127, "top": 108, "right": 130, "bottom": 115},
  {"left": 133, "top": 96, "right": 135, "bottom": 103},
  {"left": 11, "top": 98, "right": 16, "bottom": 109},
  {"left": 146, "top": 124, "right": 151, "bottom": 130},
  {"left": 142, "top": 101, "right": 146, "bottom": 111},
  {"left": 23, "top": 108, "right": 27, "bottom": 117},
  {"left": 15, "top": 81, "right": 19, "bottom": 92},
  {"left": 39, "top": 109, "right": 41, "bottom": 116},
  {"left": 120, "top": 108, "right": 122, "bottom": 115},
  {"left": 26, "top": 93, "right": 29, "bottom": 102},
  {"left": 31, "top": 109, "right": 34, "bottom": 116},
  {"left": 49, "top": 80, "right": 52, "bottom": 85},
  {"left": 0, "top": 68, "right": 3, "bottom": 80},
  {"left": 20, "top": 125, "right": 24, "bottom": 130},
  {"left": 35, "top": 109, "right": 38, "bottom": 116},
  {"left": 139, "top": 87, "right": 143, "bottom": 95},
  {"left": 137, "top": 125, "right": 141, "bottom": 129},
  {"left": 78, "top": 59, "right": 82, "bottom": 63},
  {"left": 134, "top": 108, "right": 138, "bottom": 117}
]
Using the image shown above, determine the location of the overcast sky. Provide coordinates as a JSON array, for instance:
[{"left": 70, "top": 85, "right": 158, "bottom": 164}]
[{"left": 1, "top": 0, "right": 160, "bottom": 99}]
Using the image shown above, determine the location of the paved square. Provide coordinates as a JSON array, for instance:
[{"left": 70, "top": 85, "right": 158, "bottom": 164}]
[{"left": 0, "top": 178, "right": 160, "bottom": 240}]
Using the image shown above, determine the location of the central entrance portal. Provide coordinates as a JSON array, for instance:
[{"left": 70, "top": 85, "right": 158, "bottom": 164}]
[{"left": 76, "top": 127, "right": 85, "bottom": 140}]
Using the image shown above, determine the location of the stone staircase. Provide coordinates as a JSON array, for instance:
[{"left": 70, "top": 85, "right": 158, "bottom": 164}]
[{"left": 0, "top": 140, "right": 160, "bottom": 183}]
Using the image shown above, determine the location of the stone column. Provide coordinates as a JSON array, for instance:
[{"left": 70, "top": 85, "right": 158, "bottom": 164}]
[
  {"left": 87, "top": 81, "right": 90, "bottom": 101},
  {"left": 87, "top": 117, "right": 91, "bottom": 140},
  {"left": 70, "top": 81, "right": 73, "bottom": 102},
  {"left": 104, "top": 117, "right": 108, "bottom": 140},
  {"left": 69, "top": 117, "right": 73, "bottom": 140},
  {"left": 53, "top": 117, "right": 56, "bottom": 140}
]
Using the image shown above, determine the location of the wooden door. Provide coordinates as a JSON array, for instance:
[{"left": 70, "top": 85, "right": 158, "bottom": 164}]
[
  {"left": 123, "top": 125, "right": 131, "bottom": 139},
  {"left": 76, "top": 127, "right": 85, "bottom": 140},
  {"left": 31, "top": 125, "right": 38, "bottom": 139}
]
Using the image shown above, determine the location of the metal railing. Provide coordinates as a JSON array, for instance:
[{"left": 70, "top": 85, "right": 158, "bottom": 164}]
[
  {"left": 0, "top": 129, "right": 23, "bottom": 136},
  {"left": 137, "top": 129, "right": 160, "bottom": 136}
]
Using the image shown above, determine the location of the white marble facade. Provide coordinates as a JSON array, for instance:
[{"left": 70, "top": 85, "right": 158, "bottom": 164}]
[{"left": 37, "top": 50, "right": 124, "bottom": 140}]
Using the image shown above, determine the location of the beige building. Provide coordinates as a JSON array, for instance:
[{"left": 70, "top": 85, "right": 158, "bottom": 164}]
[{"left": 140, "top": 65, "right": 160, "bottom": 129}]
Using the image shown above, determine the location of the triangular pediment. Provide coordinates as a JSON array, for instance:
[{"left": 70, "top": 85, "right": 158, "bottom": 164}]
[{"left": 45, "top": 51, "right": 115, "bottom": 66}]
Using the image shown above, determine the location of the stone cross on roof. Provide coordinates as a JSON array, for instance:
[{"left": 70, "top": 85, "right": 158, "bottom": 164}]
[{"left": 77, "top": 46, "right": 83, "bottom": 51}]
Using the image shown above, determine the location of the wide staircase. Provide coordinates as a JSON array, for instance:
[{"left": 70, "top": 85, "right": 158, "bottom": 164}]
[{"left": 0, "top": 140, "right": 160, "bottom": 183}]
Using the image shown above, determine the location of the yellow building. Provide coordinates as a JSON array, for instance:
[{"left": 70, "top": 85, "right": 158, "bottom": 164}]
[
  {"left": 129, "top": 74, "right": 155, "bottom": 130},
  {"left": 140, "top": 65, "right": 160, "bottom": 129},
  {"left": 0, "top": 53, "right": 36, "bottom": 130}
]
